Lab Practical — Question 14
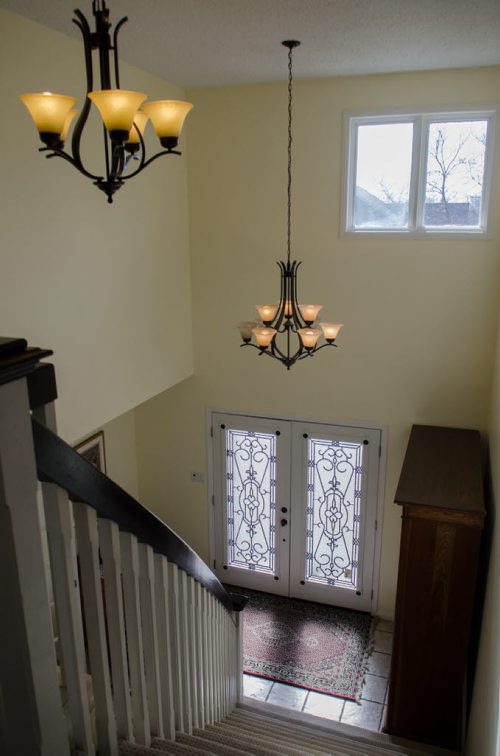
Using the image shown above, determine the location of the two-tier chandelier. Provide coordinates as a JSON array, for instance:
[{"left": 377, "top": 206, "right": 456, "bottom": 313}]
[
  {"left": 238, "top": 41, "right": 343, "bottom": 369},
  {"left": 19, "top": 1, "right": 193, "bottom": 204}
]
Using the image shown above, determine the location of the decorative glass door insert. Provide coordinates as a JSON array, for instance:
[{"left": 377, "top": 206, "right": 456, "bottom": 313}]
[
  {"left": 225, "top": 427, "right": 276, "bottom": 574},
  {"left": 305, "top": 437, "right": 363, "bottom": 590},
  {"left": 212, "top": 413, "right": 381, "bottom": 610},
  {"left": 213, "top": 414, "right": 291, "bottom": 595}
]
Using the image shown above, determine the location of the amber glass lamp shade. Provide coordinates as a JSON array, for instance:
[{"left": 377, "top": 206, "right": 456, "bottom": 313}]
[
  {"left": 126, "top": 111, "right": 149, "bottom": 144},
  {"left": 142, "top": 100, "right": 193, "bottom": 149},
  {"left": 256, "top": 304, "right": 279, "bottom": 323},
  {"left": 238, "top": 321, "right": 257, "bottom": 342},
  {"left": 60, "top": 109, "right": 79, "bottom": 142},
  {"left": 20, "top": 92, "right": 77, "bottom": 147},
  {"left": 299, "top": 304, "right": 323, "bottom": 323},
  {"left": 253, "top": 327, "right": 277, "bottom": 349},
  {"left": 125, "top": 111, "right": 149, "bottom": 153},
  {"left": 320, "top": 322, "right": 344, "bottom": 341},
  {"left": 88, "top": 89, "right": 147, "bottom": 142},
  {"left": 298, "top": 328, "right": 321, "bottom": 349}
]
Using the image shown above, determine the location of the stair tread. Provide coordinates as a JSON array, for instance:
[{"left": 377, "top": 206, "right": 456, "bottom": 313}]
[
  {"left": 207, "top": 721, "right": 323, "bottom": 755},
  {"left": 120, "top": 738, "right": 214, "bottom": 755},
  {"left": 177, "top": 732, "right": 252, "bottom": 755},
  {"left": 227, "top": 709, "right": 410, "bottom": 756}
]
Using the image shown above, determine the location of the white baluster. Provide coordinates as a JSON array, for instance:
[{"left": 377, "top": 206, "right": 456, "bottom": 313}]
[
  {"left": 120, "top": 532, "right": 150, "bottom": 746},
  {"left": 167, "top": 563, "right": 185, "bottom": 733},
  {"left": 139, "top": 543, "right": 164, "bottom": 738},
  {"left": 201, "top": 588, "right": 212, "bottom": 725},
  {"left": 43, "top": 486, "right": 95, "bottom": 754},
  {"left": 73, "top": 502, "right": 117, "bottom": 756},
  {"left": 187, "top": 576, "right": 199, "bottom": 729},
  {"left": 213, "top": 597, "right": 221, "bottom": 721},
  {"left": 236, "top": 612, "right": 244, "bottom": 707},
  {"left": 178, "top": 570, "right": 193, "bottom": 734},
  {"left": 195, "top": 582, "right": 206, "bottom": 730},
  {"left": 98, "top": 519, "right": 133, "bottom": 741},
  {"left": 205, "top": 591, "right": 215, "bottom": 725},
  {"left": 154, "top": 554, "right": 175, "bottom": 741},
  {"left": 34, "top": 403, "right": 95, "bottom": 755}
]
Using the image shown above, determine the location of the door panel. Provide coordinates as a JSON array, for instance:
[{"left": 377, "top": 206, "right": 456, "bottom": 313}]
[
  {"left": 213, "top": 413, "right": 291, "bottom": 595},
  {"left": 289, "top": 422, "right": 380, "bottom": 611},
  {"left": 212, "top": 412, "right": 381, "bottom": 612}
]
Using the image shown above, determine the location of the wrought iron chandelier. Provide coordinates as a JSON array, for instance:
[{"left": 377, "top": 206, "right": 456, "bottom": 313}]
[
  {"left": 238, "top": 41, "right": 343, "bottom": 369},
  {"left": 19, "top": 0, "right": 193, "bottom": 204}
]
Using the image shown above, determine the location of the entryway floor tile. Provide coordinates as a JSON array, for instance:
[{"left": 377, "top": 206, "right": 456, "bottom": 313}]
[
  {"left": 366, "top": 651, "right": 391, "bottom": 677},
  {"left": 302, "top": 690, "right": 344, "bottom": 720},
  {"left": 360, "top": 673, "right": 388, "bottom": 704},
  {"left": 266, "top": 681, "right": 308, "bottom": 710},
  {"left": 243, "top": 674, "right": 273, "bottom": 701},
  {"left": 341, "top": 699, "right": 384, "bottom": 730},
  {"left": 373, "top": 629, "right": 394, "bottom": 654}
]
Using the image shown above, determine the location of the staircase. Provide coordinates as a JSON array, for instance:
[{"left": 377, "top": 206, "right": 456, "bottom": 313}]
[
  {"left": 119, "top": 706, "right": 419, "bottom": 755},
  {"left": 0, "top": 339, "right": 425, "bottom": 756}
]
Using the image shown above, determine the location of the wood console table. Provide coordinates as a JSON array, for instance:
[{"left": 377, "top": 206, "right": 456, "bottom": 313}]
[{"left": 385, "top": 424, "right": 485, "bottom": 751}]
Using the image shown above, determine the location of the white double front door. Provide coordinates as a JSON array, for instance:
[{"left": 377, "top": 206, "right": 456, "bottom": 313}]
[{"left": 212, "top": 412, "right": 382, "bottom": 613}]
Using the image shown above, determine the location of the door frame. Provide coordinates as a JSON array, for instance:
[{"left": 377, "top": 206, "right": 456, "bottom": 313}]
[{"left": 206, "top": 407, "right": 388, "bottom": 615}]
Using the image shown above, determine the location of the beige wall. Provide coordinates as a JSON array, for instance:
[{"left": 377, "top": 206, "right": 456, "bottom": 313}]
[
  {"left": 0, "top": 9, "right": 194, "bottom": 442},
  {"left": 73, "top": 408, "right": 140, "bottom": 499},
  {"left": 135, "top": 66, "right": 500, "bottom": 620},
  {"left": 467, "top": 317, "right": 500, "bottom": 756}
]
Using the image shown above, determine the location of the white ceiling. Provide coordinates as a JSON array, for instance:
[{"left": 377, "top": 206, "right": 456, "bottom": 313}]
[{"left": 2, "top": 0, "right": 500, "bottom": 88}]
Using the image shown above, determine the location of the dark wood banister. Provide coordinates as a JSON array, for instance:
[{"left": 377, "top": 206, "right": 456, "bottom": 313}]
[
  {"left": 0, "top": 338, "right": 246, "bottom": 617},
  {"left": 31, "top": 418, "right": 247, "bottom": 615}
]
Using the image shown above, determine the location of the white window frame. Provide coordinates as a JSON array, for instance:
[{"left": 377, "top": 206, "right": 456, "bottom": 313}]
[{"left": 343, "top": 107, "right": 496, "bottom": 239}]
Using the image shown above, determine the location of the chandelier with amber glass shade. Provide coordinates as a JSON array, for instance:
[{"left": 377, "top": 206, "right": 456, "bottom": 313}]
[
  {"left": 238, "top": 41, "right": 343, "bottom": 369},
  {"left": 19, "top": 1, "right": 193, "bottom": 203}
]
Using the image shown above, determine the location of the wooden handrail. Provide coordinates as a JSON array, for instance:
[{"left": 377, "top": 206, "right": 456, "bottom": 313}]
[{"left": 32, "top": 418, "right": 247, "bottom": 615}]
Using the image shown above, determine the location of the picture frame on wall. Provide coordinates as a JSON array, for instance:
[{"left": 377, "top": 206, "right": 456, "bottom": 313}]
[{"left": 74, "top": 431, "right": 107, "bottom": 474}]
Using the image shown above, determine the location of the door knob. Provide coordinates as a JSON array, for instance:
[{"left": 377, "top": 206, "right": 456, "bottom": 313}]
[
  {"left": 281, "top": 518, "right": 288, "bottom": 526},
  {"left": 281, "top": 506, "right": 288, "bottom": 513}
]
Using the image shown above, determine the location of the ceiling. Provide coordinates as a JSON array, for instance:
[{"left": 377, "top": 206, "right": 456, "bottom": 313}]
[{"left": 2, "top": 0, "right": 500, "bottom": 88}]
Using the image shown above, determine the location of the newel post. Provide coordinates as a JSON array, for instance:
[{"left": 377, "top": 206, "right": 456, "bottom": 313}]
[{"left": 0, "top": 338, "right": 68, "bottom": 755}]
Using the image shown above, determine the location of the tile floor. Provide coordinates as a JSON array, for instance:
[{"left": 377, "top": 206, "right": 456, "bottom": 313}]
[{"left": 242, "top": 617, "right": 394, "bottom": 733}]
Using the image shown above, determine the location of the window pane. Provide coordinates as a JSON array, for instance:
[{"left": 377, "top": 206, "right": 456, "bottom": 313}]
[
  {"left": 424, "top": 120, "right": 487, "bottom": 228},
  {"left": 353, "top": 122, "right": 413, "bottom": 229},
  {"left": 226, "top": 428, "right": 276, "bottom": 574}
]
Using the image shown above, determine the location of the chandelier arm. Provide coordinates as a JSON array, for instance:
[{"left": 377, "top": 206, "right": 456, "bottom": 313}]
[
  {"left": 70, "top": 11, "right": 101, "bottom": 180},
  {"left": 272, "top": 260, "right": 287, "bottom": 331},
  {"left": 120, "top": 125, "right": 147, "bottom": 179},
  {"left": 313, "top": 342, "right": 338, "bottom": 352},
  {"left": 109, "top": 142, "right": 126, "bottom": 181},
  {"left": 112, "top": 17, "right": 128, "bottom": 89},
  {"left": 40, "top": 147, "right": 105, "bottom": 181},
  {"left": 122, "top": 149, "right": 182, "bottom": 178},
  {"left": 289, "top": 260, "right": 307, "bottom": 328}
]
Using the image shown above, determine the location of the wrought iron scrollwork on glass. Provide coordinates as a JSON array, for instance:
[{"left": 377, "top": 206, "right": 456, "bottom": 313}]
[
  {"left": 305, "top": 438, "right": 363, "bottom": 590},
  {"left": 226, "top": 429, "right": 276, "bottom": 573}
]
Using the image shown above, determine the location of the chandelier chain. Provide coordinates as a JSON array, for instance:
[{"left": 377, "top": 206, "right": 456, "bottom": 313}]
[{"left": 287, "top": 44, "right": 293, "bottom": 264}]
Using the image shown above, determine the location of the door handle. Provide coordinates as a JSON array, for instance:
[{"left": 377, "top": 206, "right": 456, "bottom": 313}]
[
  {"left": 281, "top": 507, "right": 288, "bottom": 513},
  {"left": 281, "top": 518, "right": 288, "bottom": 526}
]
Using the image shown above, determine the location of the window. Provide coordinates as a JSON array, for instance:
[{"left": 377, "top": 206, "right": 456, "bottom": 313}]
[{"left": 344, "top": 109, "right": 495, "bottom": 236}]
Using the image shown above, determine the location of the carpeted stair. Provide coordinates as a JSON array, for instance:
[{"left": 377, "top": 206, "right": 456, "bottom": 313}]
[{"left": 119, "top": 707, "right": 413, "bottom": 756}]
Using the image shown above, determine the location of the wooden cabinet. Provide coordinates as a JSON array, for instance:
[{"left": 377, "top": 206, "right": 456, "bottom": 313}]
[{"left": 385, "top": 424, "right": 485, "bottom": 751}]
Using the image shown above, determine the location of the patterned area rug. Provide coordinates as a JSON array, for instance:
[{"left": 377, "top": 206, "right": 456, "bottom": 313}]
[{"left": 231, "top": 587, "right": 374, "bottom": 701}]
